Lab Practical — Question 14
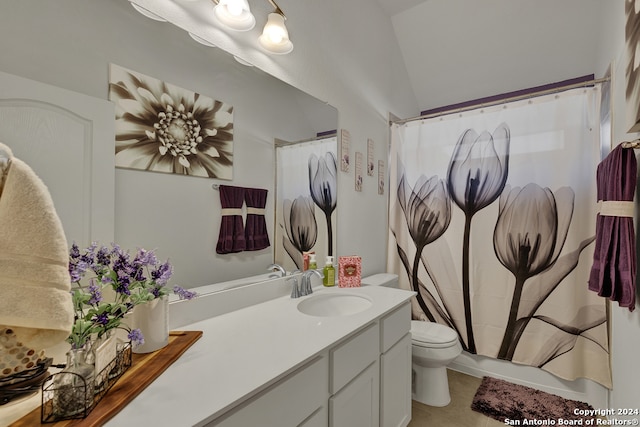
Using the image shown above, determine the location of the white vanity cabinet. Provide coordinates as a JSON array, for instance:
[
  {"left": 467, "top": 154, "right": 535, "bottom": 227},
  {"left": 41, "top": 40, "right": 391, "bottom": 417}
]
[
  {"left": 207, "top": 301, "right": 412, "bottom": 427},
  {"left": 379, "top": 304, "right": 412, "bottom": 427},
  {"left": 107, "top": 285, "right": 415, "bottom": 427}
]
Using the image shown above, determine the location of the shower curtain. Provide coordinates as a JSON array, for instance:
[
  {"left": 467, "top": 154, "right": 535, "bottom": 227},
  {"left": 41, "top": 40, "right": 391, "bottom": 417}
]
[
  {"left": 387, "top": 87, "right": 612, "bottom": 388},
  {"left": 275, "top": 137, "right": 337, "bottom": 272}
]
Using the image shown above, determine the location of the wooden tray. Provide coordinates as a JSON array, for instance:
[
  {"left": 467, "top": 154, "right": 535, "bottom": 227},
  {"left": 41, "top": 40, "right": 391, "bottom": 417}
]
[{"left": 10, "top": 330, "right": 203, "bottom": 427}]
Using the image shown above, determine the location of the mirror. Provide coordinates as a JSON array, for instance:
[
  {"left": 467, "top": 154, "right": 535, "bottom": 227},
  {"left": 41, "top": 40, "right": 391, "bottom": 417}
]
[
  {"left": 0, "top": 1, "right": 338, "bottom": 295},
  {"left": 117, "top": 3, "right": 339, "bottom": 291},
  {"left": 274, "top": 135, "right": 338, "bottom": 273}
]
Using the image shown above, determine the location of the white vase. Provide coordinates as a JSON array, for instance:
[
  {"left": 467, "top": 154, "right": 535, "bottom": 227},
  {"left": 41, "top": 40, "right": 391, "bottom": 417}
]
[{"left": 131, "top": 295, "right": 169, "bottom": 354}]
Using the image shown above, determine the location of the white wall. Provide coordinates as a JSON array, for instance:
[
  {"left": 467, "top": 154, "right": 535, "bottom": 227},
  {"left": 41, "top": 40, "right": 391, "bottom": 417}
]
[
  {"left": 0, "top": 0, "right": 412, "bottom": 287},
  {"left": 594, "top": 0, "right": 640, "bottom": 419}
]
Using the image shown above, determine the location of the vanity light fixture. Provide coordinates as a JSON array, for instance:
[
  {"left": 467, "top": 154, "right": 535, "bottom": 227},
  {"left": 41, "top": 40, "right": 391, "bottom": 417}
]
[
  {"left": 128, "top": 0, "right": 293, "bottom": 55},
  {"left": 212, "top": 0, "right": 293, "bottom": 54}
]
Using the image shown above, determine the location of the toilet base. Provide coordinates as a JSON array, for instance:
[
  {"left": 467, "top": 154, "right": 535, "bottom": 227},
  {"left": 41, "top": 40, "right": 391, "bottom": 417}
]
[{"left": 412, "top": 365, "right": 451, "bottom": 407}]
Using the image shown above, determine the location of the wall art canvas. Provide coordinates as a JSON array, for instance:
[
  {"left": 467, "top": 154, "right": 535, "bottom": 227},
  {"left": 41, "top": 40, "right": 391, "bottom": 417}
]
[
  {"left": 388, "top": 87, "right": 611, "bottom": 388},
  {"left": 625, "top": 0, "right": 640, "bottom": 132},
  {"left": 109, "top": 64, "right": 234, "bottom": 179}
]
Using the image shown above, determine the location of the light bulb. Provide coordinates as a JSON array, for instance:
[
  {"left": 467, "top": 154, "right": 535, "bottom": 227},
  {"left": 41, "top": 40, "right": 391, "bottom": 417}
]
[
  {"left": 258, "top": 13, "right": 293, "bottom": 54},
  {"left": 267, "top": 28, "right": 284, "bottom": 44},
  {"left": 226, "top": 1, "right": 243, "bottom": 16},
  {"left": 213, "top": 0, "right": 255, "bottom": 31}
]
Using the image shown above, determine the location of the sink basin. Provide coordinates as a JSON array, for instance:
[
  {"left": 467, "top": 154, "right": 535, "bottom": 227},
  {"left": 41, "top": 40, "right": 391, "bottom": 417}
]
[{"left": 297, "top": 293, "right": 372, "bottom": 317}]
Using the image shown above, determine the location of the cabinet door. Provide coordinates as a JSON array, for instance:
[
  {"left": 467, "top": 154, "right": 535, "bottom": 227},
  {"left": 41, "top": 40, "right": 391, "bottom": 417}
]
[
  {"left": 380, "top": 333, "right": 412, "bottom": 427},
  {"left": 0, "top": 70, "right": 115, "bottom": 245},
  {"left": 299, "top": 406, "right": 327, "bottom": 427},
  {"left": 330, "top": 360, "right": 380, "bottom": 427}
]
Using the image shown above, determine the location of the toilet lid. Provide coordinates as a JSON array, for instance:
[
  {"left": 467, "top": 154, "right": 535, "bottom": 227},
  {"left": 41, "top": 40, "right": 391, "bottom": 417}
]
[{"left": 411, "top": 321, "right": 458, "bottom": 346}]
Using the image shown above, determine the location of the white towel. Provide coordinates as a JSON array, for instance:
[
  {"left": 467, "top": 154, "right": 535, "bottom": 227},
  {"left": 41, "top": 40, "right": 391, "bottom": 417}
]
[{"left": 0, "top": 142, "right": 73, "bottom": 350}]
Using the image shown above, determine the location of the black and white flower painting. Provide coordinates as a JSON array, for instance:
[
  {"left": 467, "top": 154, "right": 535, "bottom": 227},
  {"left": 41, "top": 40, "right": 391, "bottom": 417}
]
[{"left": 109, "top": 64, "right": 234, "bottom": 179}]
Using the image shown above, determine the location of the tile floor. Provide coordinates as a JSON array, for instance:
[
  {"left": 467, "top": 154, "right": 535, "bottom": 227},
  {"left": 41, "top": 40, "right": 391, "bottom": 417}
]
[{"left": 408, "top": 369, "right": 504, "bottom": 427}]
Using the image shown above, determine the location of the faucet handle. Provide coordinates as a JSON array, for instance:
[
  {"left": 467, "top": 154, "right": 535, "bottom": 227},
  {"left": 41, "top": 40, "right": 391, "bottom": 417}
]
[
  {"left": 287, "top": 277, "right": 300, "bottom": 298},
  {"left": 268, "top": 263, "right": 287, "bottom": 277}
]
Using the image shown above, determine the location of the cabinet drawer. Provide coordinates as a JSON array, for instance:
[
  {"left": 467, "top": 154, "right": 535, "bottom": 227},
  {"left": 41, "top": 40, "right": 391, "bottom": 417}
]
[
  {"left": 380, "top": 303, "right": 411, "bottom": 353},
  {"left": 212, "top": 355, "right": 328, "bottom": 427},
  {"left": 331, "top": 323, "right": 379, "bottom": 393}
]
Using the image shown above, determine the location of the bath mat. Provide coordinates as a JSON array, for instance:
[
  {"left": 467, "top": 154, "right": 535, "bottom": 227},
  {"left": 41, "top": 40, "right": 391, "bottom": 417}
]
[{"left": 471, "top": 376, "right": 596, "bottom": 424}]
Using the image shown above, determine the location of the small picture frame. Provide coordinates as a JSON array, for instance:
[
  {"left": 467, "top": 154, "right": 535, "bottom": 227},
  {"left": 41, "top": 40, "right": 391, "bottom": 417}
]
[
  {"left": 378, "top": 159, "right": 385, "bottom": 195},
  {"left": 340, "top": 129, "right": 350, "bottom": 172},
  {"left": 367, "top": 139, "right": 374, "bottom": 176},
  {"left": 355, "top": 151, "right": 363, "bottom": 192}
]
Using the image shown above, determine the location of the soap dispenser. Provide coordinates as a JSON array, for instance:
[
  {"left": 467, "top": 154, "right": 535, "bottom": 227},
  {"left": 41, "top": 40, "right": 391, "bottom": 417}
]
[
  {"left": 309, "top": 253, "right": 317, "bottom": 270},
  {"left": 323, "top": 256, "right": 335, "bottom": 287}
]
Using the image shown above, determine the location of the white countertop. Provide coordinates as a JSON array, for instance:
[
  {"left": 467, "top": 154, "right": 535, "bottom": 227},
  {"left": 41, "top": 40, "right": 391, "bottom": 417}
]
[{"left": 105, "top": 285, "right": 414, "bottom": 427}]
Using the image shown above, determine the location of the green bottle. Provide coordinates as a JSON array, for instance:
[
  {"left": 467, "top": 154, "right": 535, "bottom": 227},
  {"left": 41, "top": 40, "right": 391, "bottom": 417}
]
[
  {"left": 323, "top": 256, "right": 335, "bottom": 287},
  {"left": 309, "top": 253, "right": 317, "bottom": 270}
]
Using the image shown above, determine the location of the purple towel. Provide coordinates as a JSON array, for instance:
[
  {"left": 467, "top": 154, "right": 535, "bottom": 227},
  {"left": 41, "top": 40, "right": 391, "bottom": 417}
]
[
  {"left": 244, "top": 188, "right": 270, "bottom": 251},
  {"left": 587, "top": 144, "right": 637, "bottom": 311},
  {"left": 215, "top": 185, "right": 246, "bottom": 254}
]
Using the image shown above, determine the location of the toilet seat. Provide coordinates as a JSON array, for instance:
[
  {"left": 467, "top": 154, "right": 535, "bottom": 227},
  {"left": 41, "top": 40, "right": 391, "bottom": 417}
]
[{"left": 411, "top": 321, "right": 459, "bottom": 348}]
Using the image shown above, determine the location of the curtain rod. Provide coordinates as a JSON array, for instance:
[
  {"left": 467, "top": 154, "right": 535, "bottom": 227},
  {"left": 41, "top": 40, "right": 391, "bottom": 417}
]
[
  {"left": 392, "top": 76, "right": 610, "bottom": 125},
  {"left": 275, "top": 133, "right": 337, "bottom": 147}
]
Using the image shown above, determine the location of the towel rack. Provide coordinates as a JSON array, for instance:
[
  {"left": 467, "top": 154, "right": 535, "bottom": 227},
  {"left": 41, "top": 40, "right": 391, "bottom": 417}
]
[{"left": 621, "top": 139, "right": 640, "bottom": 149}]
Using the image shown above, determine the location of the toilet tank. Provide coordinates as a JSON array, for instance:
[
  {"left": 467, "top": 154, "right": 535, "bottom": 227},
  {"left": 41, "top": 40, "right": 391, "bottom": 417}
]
[{"left": 361, "top": 273, "right": 399, "bottom": 288}]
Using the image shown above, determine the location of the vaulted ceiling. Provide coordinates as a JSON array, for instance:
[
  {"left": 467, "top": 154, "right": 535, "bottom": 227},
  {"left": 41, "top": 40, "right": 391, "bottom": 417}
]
[{"left": 376, "top": 0, "right": 605, "bottom": 113}]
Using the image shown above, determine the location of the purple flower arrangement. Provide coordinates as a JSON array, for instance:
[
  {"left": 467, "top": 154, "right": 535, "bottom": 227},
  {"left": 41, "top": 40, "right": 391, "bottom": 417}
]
[{"left": 67, "top": 242, "right": 197, "bottom": 349}]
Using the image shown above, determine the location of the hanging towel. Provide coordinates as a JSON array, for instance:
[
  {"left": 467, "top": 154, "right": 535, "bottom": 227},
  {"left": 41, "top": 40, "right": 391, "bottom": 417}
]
[
  {"left": 588, "top": 144, "right": 637, "bottom": 311},
  {"left": 244, "top": 188, "right": 270, "bottom": 251},
  {"left": 215, "top": 185, "right": 246, "bottom": 254},
  {"left": 0, "top": 142, "right": 74, "bottom": 349}
]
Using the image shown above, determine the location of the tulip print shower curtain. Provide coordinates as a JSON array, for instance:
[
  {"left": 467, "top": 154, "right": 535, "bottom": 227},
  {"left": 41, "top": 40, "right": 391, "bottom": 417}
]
[
  {"left": 388, "top": 87, "right": 612, "bottom": 388},
  {"left": 275, "top": 137, "right": 337, "bottom": 272}
]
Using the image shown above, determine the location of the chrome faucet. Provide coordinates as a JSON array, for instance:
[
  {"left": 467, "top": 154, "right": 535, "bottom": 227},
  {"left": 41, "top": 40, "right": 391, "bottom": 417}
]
[
  {"left": 299, "top": 269, "right": 323, "bottom": 297},
  {"left": 267, "top": 263, "right": 286, "bottom": 277}
]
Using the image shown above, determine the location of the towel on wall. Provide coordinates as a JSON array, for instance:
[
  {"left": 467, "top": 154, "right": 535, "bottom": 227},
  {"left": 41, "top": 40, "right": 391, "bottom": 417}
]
[
  {"left": 244, "top": 188, "right": 270, "bottom": 251},
  {"left": 216, "top": 185, "right": 246, "bottom": 254},
  {"left": 588, "top": 144, "right": 637, "bottom": 311},
  {"left": 0, "top": 142, "right": 73, "bottom": 349}
]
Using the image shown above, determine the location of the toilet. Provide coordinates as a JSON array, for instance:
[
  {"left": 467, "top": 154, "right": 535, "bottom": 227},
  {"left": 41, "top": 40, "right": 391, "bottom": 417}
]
[{"left": 361, "top": 273, "right": 463, "bottom": 407}]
